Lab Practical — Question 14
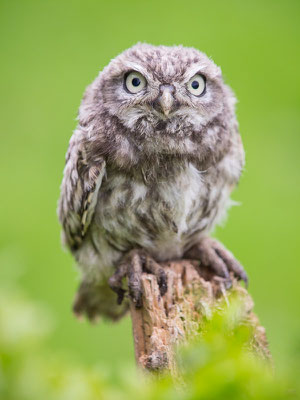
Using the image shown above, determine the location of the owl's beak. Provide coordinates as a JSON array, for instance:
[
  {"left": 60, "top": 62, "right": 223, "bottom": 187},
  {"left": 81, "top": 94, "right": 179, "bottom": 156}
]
[{"left": 157, "top": 85, "right": 176, "bottom": 117}]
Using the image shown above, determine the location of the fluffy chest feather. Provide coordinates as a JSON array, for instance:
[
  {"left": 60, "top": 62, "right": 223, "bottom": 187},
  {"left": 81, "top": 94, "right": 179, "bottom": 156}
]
[{"left": 95, "top": 162, "right": 229, "bottom": 260}]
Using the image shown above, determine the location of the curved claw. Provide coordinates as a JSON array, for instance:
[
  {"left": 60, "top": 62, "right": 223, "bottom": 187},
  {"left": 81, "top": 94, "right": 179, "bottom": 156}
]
[
  {"left": 144, "top": 255, "right": 168, "bottom": 297},
  {"left": 184, "top": 237, "right": 248, "bottom": 288},
  {"left": 109, "top": 250, "right": 168, "bottom": 308},
  {"left": 214, "top": 244, "right": 248, "bottom": 287}
]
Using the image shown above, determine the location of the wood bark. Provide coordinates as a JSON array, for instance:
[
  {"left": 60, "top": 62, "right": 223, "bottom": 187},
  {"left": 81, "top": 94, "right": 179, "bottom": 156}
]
[{"left": 129, "top": 259, "right": 270, "bottom": 374}]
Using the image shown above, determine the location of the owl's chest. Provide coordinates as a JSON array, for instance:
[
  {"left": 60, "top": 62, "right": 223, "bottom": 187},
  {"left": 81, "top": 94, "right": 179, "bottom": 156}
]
[{"left": 95, "top": 163, "right": 219, "bottom": 256}]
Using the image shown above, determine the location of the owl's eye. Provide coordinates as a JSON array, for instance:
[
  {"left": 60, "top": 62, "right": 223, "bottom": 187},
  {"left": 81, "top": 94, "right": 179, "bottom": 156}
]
[
  {"left": 187, "top": 74, "right": 206, "bottom": 96},
  {"left": 125, "top": 71, "right": 147, "bottom": 94}
]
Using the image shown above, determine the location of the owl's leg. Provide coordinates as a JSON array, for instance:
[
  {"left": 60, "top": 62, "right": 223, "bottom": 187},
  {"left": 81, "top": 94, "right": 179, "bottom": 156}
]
[
  {"left": 184, "top": 237, "right": 248, "bottom": 287},
  {"left": 71, "top": 233, "right": 132, "bottom": 322},
  {"left": 73, "top": 279, "right": 129, "bottom": 322},
  {"left": 109, "top": 250, "right": 168, "bottom": 308}
]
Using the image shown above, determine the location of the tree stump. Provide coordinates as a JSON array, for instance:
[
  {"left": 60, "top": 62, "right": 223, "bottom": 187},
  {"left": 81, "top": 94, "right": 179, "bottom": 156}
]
[{"left": 129, "top": 259, "right": 270, "bottom": 375}]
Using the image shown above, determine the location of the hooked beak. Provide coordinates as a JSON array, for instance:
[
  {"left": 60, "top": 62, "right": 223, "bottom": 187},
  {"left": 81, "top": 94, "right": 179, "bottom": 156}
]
[{"left": 156, "top": 84, "right": 176, "bottom": 117}]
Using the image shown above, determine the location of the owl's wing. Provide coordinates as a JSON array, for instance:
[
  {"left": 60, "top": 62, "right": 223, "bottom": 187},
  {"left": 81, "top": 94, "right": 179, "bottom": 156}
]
[{"left": 58, "top": 130, "right": 106, "bottom": 251}]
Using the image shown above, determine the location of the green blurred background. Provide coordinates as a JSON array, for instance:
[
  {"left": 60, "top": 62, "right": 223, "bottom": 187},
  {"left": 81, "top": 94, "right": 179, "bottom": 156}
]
[{"left": 0, "top": 0, "right": 299, "bottom": 375}]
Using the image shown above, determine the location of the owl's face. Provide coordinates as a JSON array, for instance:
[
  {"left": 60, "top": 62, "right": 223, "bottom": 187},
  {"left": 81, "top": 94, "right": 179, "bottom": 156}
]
[{"left": 82, "top": 44, "right": 236, "bottom": 164}]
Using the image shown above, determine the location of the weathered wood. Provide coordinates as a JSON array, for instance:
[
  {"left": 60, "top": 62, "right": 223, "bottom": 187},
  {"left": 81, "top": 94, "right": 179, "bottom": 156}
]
[{"left": 129, "top": 260, "right": 270, "bottom": 374}]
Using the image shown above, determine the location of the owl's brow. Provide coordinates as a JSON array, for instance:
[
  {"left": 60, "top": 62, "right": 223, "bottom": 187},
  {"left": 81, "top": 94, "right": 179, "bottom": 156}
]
[
  {"left": 121, "top": 62, "right": 149, "bottom": 77},
  {"left": 184, "top": 65, "right": 207, "bottom": 81},
  {"left": 152, "top": 66, "right": 207, "bottom": 84}
]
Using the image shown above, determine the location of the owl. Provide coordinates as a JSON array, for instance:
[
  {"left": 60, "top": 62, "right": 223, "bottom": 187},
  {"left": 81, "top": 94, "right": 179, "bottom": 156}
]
[{"left": 58, "top": 43, "right": 247, "bottom": 321}]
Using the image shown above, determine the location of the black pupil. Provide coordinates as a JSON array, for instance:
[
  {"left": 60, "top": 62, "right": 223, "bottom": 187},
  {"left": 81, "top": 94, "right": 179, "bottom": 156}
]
[
  {"left": 132, "top": 77, "right": 141, "bottom": 87},
  {"left": 191, "top": 80, "right": 199, "bottom": 89}
]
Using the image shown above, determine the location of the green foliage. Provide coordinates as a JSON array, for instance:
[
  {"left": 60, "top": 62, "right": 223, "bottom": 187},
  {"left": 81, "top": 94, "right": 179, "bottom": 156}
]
[{"left": 1, "top": 284, "right": 298, "bottom": 400}]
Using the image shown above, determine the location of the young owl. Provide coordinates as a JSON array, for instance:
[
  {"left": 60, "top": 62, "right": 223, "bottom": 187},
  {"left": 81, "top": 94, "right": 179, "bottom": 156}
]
[{"left": 58, "top": 43, "right": 247, "bottom": 321}]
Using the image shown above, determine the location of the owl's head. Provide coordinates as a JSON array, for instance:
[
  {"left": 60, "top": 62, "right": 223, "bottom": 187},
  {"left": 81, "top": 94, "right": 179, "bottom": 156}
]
[{"left": 80, "top": 44, "right": 238, "bottom": 166}]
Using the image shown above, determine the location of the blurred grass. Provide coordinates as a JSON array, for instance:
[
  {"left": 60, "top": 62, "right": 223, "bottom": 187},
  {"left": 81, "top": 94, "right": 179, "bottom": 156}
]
[
  {"left": 0, "top": 0, "right": 299, "bottom": 374},
  {"left": 1, "top": 282, "right": 298, "bottom": 399}
]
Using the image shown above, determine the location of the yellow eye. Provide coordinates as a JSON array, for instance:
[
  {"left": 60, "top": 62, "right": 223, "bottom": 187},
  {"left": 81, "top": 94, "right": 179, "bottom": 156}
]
[
  {"left": 187, "top": 74, "right": 206, "bottom": 96},
  {"left": 125, "top": 71, "right": 147, "bottom": 94}
]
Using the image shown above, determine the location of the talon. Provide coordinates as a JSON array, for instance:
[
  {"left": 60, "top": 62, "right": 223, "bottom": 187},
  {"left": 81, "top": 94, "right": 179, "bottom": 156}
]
[
  {"left": 130, "top": 291, "right": 142, "bottom": 308},
  {"left": 116, "top": 288, "right": 126, "bottom": 305},
  {"left": 239, "top": 271, "right": 249, "bottom": 287},
  {"left": 109, "top": 250, "right": 168, "bottom": 308},
  {"left": 184, "top": 237, "right": 248, "bottom": 290},
  {"left": 213, "top": 276, "right": 233, "bottom": 290},
  {"left": 224, "top": 278, "right": 233, "bottom": 290},
  {"left": 145, "top": 255, "right": 168, "bottom": 297},
  {"left": 214, "top": 245, "right": 248, "bottom": 286},
  {"left": 158, "top": 273, "right": 168, "bottom": 296}
]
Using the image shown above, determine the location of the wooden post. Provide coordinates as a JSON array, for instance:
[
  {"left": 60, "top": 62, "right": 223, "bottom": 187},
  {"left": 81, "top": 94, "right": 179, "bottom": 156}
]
[{"left": 129, "top": 260, "right": 270, "bottom": 374}]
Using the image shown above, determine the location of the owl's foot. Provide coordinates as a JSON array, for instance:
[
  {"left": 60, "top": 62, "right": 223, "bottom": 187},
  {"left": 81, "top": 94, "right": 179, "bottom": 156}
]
[
  {"left": 109, "top": 250, "right": 168, "bottom": 308},
  {"left": 184, "top": 237, "right": 248, "bottom": 288}
]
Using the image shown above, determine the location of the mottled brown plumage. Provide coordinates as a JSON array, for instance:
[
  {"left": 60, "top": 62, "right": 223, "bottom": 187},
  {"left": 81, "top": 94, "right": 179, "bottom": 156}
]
[{"left": 58, "top": 43, "right": 247, "bottom": 321}]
